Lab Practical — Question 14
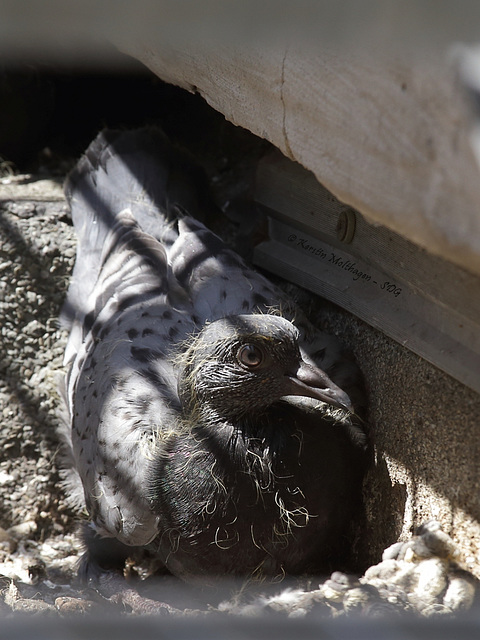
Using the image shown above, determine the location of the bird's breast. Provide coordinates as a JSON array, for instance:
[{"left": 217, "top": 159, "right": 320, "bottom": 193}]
[{"left": 147, "top": 419, "right": 345, "bottom": 579}]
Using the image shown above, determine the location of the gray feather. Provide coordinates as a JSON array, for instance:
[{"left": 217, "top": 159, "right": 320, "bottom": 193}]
[{"left": 60, "top": 128, "right": 366, "bottom": 560}]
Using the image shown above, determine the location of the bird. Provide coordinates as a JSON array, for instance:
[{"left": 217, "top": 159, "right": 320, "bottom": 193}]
[{"left": 59, "top": 127, "right": 369, "bottom": 585}]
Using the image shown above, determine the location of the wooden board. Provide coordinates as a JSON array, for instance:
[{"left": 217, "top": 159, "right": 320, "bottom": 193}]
[
  {"left": 253, "top": 151, "right": 480, "bottom": 394},
  {"left": 116, "top": 39, "right": 480, "bottom": 278}
]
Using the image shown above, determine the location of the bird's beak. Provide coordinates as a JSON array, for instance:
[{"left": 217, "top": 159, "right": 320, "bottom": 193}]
[{"left": 283, "top": 359, "right": 353, "bottom": 412}]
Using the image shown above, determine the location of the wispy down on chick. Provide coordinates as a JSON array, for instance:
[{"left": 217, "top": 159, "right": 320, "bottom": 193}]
[{"left": 59, "top": 127, "right": 369, "bottom": 583}]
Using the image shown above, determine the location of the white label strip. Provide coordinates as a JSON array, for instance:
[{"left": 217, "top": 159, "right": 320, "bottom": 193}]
[{"left": 254, "top": 217, "right": 480, "bottom": 394}]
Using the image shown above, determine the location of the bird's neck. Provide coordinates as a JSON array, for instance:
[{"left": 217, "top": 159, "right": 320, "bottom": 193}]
[
  {"left": 186, "top": 402, "right": 295, "bottom": 476},
  {"left": 182, "top": 382, "right": 277, "bottom": 425}
]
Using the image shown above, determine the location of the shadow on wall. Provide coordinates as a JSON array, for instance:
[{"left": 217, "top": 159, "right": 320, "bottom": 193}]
[{"left": 306, "top": 293, "right": 480, "bottom": 571}]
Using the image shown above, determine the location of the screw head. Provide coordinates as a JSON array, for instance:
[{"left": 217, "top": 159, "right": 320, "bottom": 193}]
[{"left": 336, "top": 209, "right": 356, "bottom": 243}]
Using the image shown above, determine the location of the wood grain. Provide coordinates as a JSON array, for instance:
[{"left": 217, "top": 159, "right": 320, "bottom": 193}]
[{"left": 116, "top": 38, "right": 480, "bottom": 276}]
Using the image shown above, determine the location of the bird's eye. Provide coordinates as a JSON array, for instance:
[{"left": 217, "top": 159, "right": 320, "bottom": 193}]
[{"left": 237, "top": 344, "right": 264, "bottom": 369}]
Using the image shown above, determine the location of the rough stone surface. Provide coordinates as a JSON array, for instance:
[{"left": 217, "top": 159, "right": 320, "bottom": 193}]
[
  {"left": 0, "top": 177, "right": 75, "bottom": 539},
  {"left": 294, "top": 285, "right": 480, "bottom": 575}
]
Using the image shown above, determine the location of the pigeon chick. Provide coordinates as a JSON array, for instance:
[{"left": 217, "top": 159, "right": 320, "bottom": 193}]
[{"left": 60, "top": 128, "right": 369, "bottom": 584}]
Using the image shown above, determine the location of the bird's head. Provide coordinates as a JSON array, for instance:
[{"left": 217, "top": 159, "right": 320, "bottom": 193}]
[{"left": 177, "top": 314, "right": 352, "bottom": 422}]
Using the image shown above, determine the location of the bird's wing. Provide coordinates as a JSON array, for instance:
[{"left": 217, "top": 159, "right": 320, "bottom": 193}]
[
  {"left": 168, "top": 216, "right": 281, "bottom": 320},
  {"left": 62, "top": 127, "right": 215, "bottom": 356},
  {"left": 66, "top": 210, "right": 198, "bottom": 546},
  {"left": 62, "top": 129, "right": 213, "bottom": 545}
]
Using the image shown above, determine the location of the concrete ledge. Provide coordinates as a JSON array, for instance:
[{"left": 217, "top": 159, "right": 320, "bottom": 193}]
[{"left": 116, "top": 38, "right": 480, "bottom": 278}]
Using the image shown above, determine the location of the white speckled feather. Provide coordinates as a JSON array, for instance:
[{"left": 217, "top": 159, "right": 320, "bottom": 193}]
[{"left": 60, "top": 128, "right": 365, "bottom": 549}]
